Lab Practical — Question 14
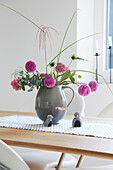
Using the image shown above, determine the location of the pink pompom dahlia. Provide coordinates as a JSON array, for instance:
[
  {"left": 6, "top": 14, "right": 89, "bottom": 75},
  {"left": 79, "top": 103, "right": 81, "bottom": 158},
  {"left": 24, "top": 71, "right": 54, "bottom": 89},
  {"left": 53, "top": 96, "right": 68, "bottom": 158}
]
[
  {"left": 89, "top": 81, "right": 98, "bottom": 92},
  {"left": 25, "top": 61, "right": 37, "bottom": 73},
  {"left": 55, "top": 62, "right": 67, "bottom": 73},
  {"left": 78, "top": 84, "right": 90, "bottom": 96},
  {"left": 44, "top": 76, "right": 56, "bottom": 88},
  {"left": 11, "top": 77, "right": 21, "bottom": 91}
]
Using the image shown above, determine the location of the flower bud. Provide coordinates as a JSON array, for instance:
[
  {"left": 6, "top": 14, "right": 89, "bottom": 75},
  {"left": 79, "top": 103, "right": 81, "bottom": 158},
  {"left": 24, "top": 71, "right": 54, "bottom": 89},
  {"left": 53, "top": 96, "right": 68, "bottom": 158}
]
[
  {"left": 50, "top": 62, "right": 55, "bottom": 67},
  {"left": 71, "top": 54, "right": 76, "bottom": 60},
  {"left": 78, "top": 75, "right": 82, "bottom": 79}
]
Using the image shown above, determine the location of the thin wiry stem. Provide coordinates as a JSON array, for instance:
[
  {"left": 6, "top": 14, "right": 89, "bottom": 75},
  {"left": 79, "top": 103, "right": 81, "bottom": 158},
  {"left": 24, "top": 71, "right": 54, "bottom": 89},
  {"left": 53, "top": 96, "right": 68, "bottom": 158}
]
[
  {"left": 47, "top": 32, "right": 101, "bottom": 66},
  {"left": 57, "top": 10, "right": 77, "bottom": 63},
  {"left": 67, "top": 81, "right": 86, "bottom": 85},
  {"left": 0, "top": 3, "right": 42, "bottom": 31},
  {"left": 44, "top": 33, "right": 47, "bottom": 73},
  {"left": 67, "top": 60, "right": 73, "bottom": 70}
]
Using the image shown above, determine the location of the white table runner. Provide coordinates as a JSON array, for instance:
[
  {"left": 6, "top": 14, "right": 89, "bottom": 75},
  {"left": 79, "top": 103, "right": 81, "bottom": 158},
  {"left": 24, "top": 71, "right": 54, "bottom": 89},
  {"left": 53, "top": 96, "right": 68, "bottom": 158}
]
[{"left": 0, "top": 115, "right": 113, "bottom": 139}]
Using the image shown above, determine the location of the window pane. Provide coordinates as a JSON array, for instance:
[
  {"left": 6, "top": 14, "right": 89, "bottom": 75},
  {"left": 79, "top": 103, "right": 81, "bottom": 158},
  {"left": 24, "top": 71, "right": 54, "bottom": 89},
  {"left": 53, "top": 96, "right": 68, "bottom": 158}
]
[{"left": 106, "top": 0, "right": 113, "bottom": 69}]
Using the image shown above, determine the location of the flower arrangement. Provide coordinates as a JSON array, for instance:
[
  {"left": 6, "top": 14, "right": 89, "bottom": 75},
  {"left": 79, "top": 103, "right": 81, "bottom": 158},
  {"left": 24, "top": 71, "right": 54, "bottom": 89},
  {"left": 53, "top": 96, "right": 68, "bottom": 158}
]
[
  {"left": 1, "top": 3, "right": 112, "bottom": 96},
  {"left": 11, "top": 58, "right": 98, "bottom": 96}
]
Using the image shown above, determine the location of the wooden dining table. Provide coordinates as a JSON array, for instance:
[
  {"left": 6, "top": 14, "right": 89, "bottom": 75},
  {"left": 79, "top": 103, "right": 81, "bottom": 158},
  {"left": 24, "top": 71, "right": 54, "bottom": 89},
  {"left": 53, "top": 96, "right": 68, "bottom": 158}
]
[{"left": 1, "top": 110, "right": 113, "bottom": 169}]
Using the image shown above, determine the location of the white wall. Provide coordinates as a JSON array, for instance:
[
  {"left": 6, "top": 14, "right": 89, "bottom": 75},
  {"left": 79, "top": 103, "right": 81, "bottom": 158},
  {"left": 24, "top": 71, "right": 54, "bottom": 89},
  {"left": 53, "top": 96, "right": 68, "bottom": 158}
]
[
  {"left": 0, "top": 0, "right": 113, "bottom": 118},
  {"left": 86, "top": 0, "right": 113, "bottom": 117},
  {"left": 77, "top": 0, "right": 94, "bottom": 82},
  {"left": 76, "top": 0, "right": 113, "bottom": 117},
  {"left": 0, "top": 0, "right": 77, "bottom": 111}
]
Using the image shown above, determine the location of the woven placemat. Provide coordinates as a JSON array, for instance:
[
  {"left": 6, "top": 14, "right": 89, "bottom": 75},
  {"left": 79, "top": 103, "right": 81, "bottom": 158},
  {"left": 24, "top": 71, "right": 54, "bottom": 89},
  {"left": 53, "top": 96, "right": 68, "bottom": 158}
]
[{"left": 0, "top": 115, "right": 113, "bottom": 139}]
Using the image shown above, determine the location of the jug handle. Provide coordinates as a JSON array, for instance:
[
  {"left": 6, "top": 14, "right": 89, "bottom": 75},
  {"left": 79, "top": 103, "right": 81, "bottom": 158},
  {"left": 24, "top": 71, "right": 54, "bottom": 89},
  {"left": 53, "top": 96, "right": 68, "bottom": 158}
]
[{"left": 62, "top": 86, "right": 75, "bottom": 107}]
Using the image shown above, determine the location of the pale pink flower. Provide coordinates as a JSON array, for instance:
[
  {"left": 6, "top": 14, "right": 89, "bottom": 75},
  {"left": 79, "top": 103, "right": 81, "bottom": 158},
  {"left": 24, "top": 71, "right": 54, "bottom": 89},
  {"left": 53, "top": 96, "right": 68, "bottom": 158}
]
[
  {"left": 44, "top": 76, "right": 56, "bottom": 88},
  {"left": 35, "top": 25, "right": 59, "bottom": 50},
  {"left": 89, "top": 81, "right": 98, "bottom": 92},
  {"left": 78, "top": 84, "right": 90, "bottom": 96},
  {"left": 11, "top": 77, "right": 21, "bottom": 91},
  {"left": 25, "top": 61, "right": 37, "bottom": 73}
]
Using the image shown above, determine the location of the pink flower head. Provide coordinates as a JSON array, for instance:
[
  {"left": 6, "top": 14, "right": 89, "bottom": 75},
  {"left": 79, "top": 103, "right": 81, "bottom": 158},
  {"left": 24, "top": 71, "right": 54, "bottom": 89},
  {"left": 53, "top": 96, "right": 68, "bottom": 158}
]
[
  {"left": 11, "top": 77, "right": 21, "bottom": 91},
  {"left": 44, "top": 76, "right": 56, "bottom": 88},
  {"left": 55, "top": 63, "right": 67, "bottom": 73},
  {"left": 89, "top": 81, "right": 98, "bottom": 92},
  {"left": 25, "top": 61, "right": 37, "bottom": 73},
  {"left": 78, "top": 84, "right": 90, "bottom": 96},
  {"left": 40, "top": 73, "right": 50, "bottom": 77}
]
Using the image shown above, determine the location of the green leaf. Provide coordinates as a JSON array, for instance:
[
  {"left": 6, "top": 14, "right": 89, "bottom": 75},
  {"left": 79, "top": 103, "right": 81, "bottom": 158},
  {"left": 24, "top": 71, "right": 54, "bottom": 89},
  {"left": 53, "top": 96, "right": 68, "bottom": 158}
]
[
  {"left": 70, "top": 76, "right": 75, "bottom": 84},
  {"left": 18, "top": 71, "right": 26, "bottom": 78},
  {"left": 49, "top": 71, "right": 53, "bottom": 77},
  {"left": 57, "top": 74, "right": 62, "bottom": 78},
  {"left": 61, "top": 82, "right": 69, "bottom": 85},
  {"left": 19, "top": 86, "right": 22, "bottom": 90},
  {"left": 24, "top": 80, "right": 28, "bottom": 85},
  {"left": 17, "top": 79, "right": 22, "bottom": 85},
  {"left": 71, "top": 70, "right": 76, "bottom": 77},
  {"left": 28, "top": 87, "right": 33, "bottom": 92},
  {"left": 22, "top": 81, "right": 25, "bottom": 86},
  {"left": 73, "top": 56, "right": 88, "bottom": 61},
  {"left": 60, "top": 70, "right": 71, "bottom": 82},
  {"left": 41, "top": 79, "right": 45, "bottom": 87},
  {"left": 22, "top": 85, "right": 25, "bottom": 91},
  {"left": 33, "top": 72, "right": 38, "bottom": 76},
  {"left": 53, "top": 72, "right": 56, "bottom": 78}
]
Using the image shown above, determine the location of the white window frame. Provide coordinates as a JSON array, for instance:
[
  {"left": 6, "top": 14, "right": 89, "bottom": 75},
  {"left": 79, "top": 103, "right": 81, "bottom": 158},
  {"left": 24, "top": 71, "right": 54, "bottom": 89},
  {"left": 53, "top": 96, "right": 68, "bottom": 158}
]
[{"left": 94, "top": 0, "right": 112, "bottom": 82}]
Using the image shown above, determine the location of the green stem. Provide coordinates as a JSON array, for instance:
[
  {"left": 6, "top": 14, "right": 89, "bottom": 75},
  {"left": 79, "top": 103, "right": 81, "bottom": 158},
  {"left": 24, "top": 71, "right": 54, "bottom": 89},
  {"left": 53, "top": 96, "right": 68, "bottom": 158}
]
[
  {"left": 36, "top": 70, "right": 40, "bottom": 76},
  {"left": 67, "top": 60, "right": 73, "bottom": 69},
  {"left": 58, "top": 10, "right": 77, "bottom": 62},
  {"left": 59, "top": 60, "right": 72, "bottom": 81},
  {"left": 47, "top": 32, "right": 101, "bottom": 66},
  {"left": 0, "top": 3, "right": 42, "bottom": 31},
  {"left": 44, "top": 34, "right": 47, "bottom": 73},
  {"left": 71, "top": 69, "right": 113, "bottom": 95}
]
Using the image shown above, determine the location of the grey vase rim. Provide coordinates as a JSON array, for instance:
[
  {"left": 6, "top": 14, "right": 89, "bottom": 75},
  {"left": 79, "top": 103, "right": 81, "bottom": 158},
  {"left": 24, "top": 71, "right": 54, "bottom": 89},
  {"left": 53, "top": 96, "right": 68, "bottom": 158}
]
[{"left": 39, "top": 85, "right": 63, "bottom": 90}]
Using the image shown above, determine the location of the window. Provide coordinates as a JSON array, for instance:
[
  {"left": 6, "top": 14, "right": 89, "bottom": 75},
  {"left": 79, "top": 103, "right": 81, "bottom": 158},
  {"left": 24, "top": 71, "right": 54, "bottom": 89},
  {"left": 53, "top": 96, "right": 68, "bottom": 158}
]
[{"left": 106, "top": 0, "right": 113, "bottom": 69}]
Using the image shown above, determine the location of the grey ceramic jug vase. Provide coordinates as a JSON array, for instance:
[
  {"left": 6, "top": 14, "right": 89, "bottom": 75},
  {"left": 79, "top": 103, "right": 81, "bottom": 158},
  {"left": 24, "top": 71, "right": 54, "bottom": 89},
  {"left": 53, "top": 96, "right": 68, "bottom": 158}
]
[{"left": 35, "top": 85, "right": 74, "bottom": 123}]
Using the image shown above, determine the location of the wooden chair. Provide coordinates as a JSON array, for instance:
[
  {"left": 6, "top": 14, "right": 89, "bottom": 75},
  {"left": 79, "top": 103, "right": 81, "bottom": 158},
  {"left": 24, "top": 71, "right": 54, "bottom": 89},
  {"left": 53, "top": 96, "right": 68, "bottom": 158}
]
[
  {"left": 98, "top": 101, "right": 113, "bottom": 118},
  {"left": 1, "top": 139, "right": 113, "bottom": 170},
  {"left": 0, "top": 140, "right": 30, "bottom": 170}
]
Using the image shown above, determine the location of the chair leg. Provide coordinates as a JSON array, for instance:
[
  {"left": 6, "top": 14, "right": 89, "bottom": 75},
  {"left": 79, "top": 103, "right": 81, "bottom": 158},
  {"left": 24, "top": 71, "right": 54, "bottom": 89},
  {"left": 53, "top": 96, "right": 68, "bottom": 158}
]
[
  {"left": 76, "top": 155, "right": 84, "bottom": 168},
  {"left": 56, "top": 152, "right": 65, "bottom": 170}
]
